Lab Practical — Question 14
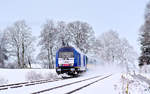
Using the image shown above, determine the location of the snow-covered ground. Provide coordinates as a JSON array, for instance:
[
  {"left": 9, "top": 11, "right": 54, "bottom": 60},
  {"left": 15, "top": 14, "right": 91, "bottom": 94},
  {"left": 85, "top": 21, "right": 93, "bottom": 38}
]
[
  {"left": 0, "top": 65, "right": 150, "bottom": 94},
  {"left": 0, "top": 69, "right": 57, "bottom": 85},
  {"left": 74, "top": 74, "right": 120, "bottom": 94}
]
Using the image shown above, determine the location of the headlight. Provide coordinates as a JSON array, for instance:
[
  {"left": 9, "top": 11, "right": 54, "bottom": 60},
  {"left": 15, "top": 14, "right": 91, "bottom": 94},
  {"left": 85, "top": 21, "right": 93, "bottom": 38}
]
[
  {"left": 57, "top": 69, "right": 61, "bottom": 71},
  {"left": 71, "top": 68, "right": 75, "bottom": 71}
]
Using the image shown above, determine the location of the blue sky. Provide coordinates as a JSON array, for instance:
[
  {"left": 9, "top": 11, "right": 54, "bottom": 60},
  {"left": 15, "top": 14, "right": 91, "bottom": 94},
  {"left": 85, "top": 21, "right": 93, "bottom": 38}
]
[{"left": 0, "top": 0, "right": 149, "bottom": 53}]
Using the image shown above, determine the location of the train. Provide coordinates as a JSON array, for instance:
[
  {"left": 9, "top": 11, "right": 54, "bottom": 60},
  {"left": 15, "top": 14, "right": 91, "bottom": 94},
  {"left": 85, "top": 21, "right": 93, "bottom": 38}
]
[{"left": 55, "top": 46, "right": 88, "bottom": 76}]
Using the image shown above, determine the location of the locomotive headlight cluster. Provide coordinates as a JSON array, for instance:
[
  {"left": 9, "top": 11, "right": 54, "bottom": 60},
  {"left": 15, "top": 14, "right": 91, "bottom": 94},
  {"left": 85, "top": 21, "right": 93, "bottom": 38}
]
[
  {"left": 57, "top": 68, "right": 61, "bottom": 71},
  {"left": 70, "top": 68, "right": 75, "bottom": 71},
  {"left": 70, "top": 63, "right": 74, "bottom": 66}
]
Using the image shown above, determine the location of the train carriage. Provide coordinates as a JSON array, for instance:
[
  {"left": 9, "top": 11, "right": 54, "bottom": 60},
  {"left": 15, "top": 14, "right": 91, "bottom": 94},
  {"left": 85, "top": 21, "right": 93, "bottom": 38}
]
[{"left": 56, "top": 47, "right": 88, "bottom": 76}]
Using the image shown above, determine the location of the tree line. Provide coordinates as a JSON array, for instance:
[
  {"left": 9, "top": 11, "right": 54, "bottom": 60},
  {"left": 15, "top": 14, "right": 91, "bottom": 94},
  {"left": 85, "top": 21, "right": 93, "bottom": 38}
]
[{"left": 0, "top": 20, "right": 137, "bottom": 69}]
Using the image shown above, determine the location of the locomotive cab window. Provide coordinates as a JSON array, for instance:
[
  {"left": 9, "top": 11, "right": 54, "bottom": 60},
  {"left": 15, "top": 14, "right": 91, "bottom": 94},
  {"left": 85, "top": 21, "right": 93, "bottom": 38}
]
[{"left": 59, "top": 52, "right": 74, "bottom": 58}]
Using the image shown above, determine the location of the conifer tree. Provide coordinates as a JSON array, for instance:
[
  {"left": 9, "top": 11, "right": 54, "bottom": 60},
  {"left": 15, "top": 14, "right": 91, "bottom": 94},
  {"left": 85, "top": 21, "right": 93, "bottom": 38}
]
[{"left": 139, "top": 2, "right": 150, "bottom": 66}]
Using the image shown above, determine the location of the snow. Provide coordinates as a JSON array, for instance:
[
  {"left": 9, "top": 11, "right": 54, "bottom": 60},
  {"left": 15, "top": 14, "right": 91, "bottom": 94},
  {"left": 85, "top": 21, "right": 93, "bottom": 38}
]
[
  {"left": 141, "top": 73, "right": 150, "bottom": 80},
  {"left": 42, "top": 75, "right": 110, "bottom": 94},
  {"left": 0, "top": 69, "right": 57, "bottom": 85},
  {"left": 73, "top": 74, "right": 120, "bottom": 94},
  {"left": 0, "top": 75, "right": 107, "bottom": 94},
  {"left": 0, "top": 64, "right": 150, "bottom": 94}
]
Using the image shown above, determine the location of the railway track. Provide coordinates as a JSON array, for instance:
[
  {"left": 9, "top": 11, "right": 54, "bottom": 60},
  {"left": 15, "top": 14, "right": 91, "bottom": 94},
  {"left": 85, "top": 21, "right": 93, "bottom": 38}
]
[
  {"left": 0, "top": 74, "right": 112, "bottom": 94},
  {"left": 0, "top": 78, "right": 62, "bottom": 91},
  {"left": 32, "top": 74, "right": 112, "bottom": 94},
  {"left": 65, "top": 75, "right": 112, "bottom": 94}
]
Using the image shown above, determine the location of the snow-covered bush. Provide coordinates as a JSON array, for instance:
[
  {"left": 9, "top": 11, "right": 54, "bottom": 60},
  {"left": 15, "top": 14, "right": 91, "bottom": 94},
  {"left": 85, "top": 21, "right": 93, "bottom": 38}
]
[
  {"left": 44, "top": 72, "right": 59, "bottom": 80},
  {"left": 115, "top": 73, "right": 150, "bottom": 94},
  {"left": 0, "top": 77, "right": 8, "bottom": 85},
  {"left": 139, "top": 65, "right": 150, "bottom": 73},
  {"left": 25, "top": 71, "right": 44, "bottom": 81},
  {"left": 25, "top": 71, "right": 59, "bottom": 81},
  {"left": 5, "top": 63, "right": 18, "bottom": 69}
]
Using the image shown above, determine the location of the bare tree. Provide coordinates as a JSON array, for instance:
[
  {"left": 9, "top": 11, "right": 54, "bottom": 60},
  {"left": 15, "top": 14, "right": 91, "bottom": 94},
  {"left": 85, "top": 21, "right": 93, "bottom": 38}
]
[
  {"left": 6, "top": 20, "right": 34, "bottom": 68},
  {"left": 38, "top": 20, "right": 57, "bottom": 69}
]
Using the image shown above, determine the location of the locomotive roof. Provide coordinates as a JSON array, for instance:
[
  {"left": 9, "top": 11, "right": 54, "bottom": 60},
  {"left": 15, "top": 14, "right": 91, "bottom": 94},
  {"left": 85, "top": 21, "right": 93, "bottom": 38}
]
[
  {"left": 58, "top": 46, "right": 76, "bottom": 52},
  {"left": 57, "top": 46, "right": 87, "bottom": 56}
]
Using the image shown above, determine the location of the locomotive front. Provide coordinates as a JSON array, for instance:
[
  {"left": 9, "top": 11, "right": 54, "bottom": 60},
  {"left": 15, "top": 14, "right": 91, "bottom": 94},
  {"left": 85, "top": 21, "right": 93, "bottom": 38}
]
[{"left": 56, "top": 47, "right": 78, "bottom": 75}]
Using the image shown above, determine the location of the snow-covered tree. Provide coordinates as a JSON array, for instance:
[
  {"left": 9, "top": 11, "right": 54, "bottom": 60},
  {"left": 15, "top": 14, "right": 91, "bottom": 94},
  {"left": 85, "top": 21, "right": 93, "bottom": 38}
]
[
  {"left": 24, "top": 35, "right": 36, "bottom": 68},
  {"left": 139, "top": 1, "right": 150, "bottom": 67},
  {"left": 38, "top": 20, "right": 95, "bottom": 68},
  {"left": 67, "top": 21, "right": 95, "bottom": 54},
  {"left": 38, "top": 20, "right": 57, "bottom": 69},
  {"left": 95, "top": 30, "right": 120, "bottom": 63},
  {"left": 118, "top": 39, "right": 137, "bottom": 71},
  {"left": 56, "top": 21, "right": 71, "bottom": 47},
  {"left": 0, "top": 31, "right": 8, "bottom": 68},
  {"left": 6, "top": 20, "right": 35, "bottom": 68},
  {"left": 94, "top": 30, "right": 137, "bottom": 70}
]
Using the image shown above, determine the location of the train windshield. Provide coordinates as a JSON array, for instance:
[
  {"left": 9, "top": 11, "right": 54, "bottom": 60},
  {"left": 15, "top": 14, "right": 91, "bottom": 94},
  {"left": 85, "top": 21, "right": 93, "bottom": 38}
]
[{"left": 59, "top": 52, "right": 74, "bottom": 58}]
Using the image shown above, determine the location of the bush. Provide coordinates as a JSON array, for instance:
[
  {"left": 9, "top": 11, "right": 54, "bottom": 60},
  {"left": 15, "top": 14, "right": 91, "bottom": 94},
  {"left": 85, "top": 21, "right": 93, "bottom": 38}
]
[
  {"left": 0, "top": 77, "right": 8, "bottom": 85},
  {"left": 5, "top": 63, "right": 18, "bottom": 69},
  {"left": 25, "top": 71, "right": 44, "bottom": 81},
  {"left": 45, "top": 73, "right": 59, "bottom": 80}
]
